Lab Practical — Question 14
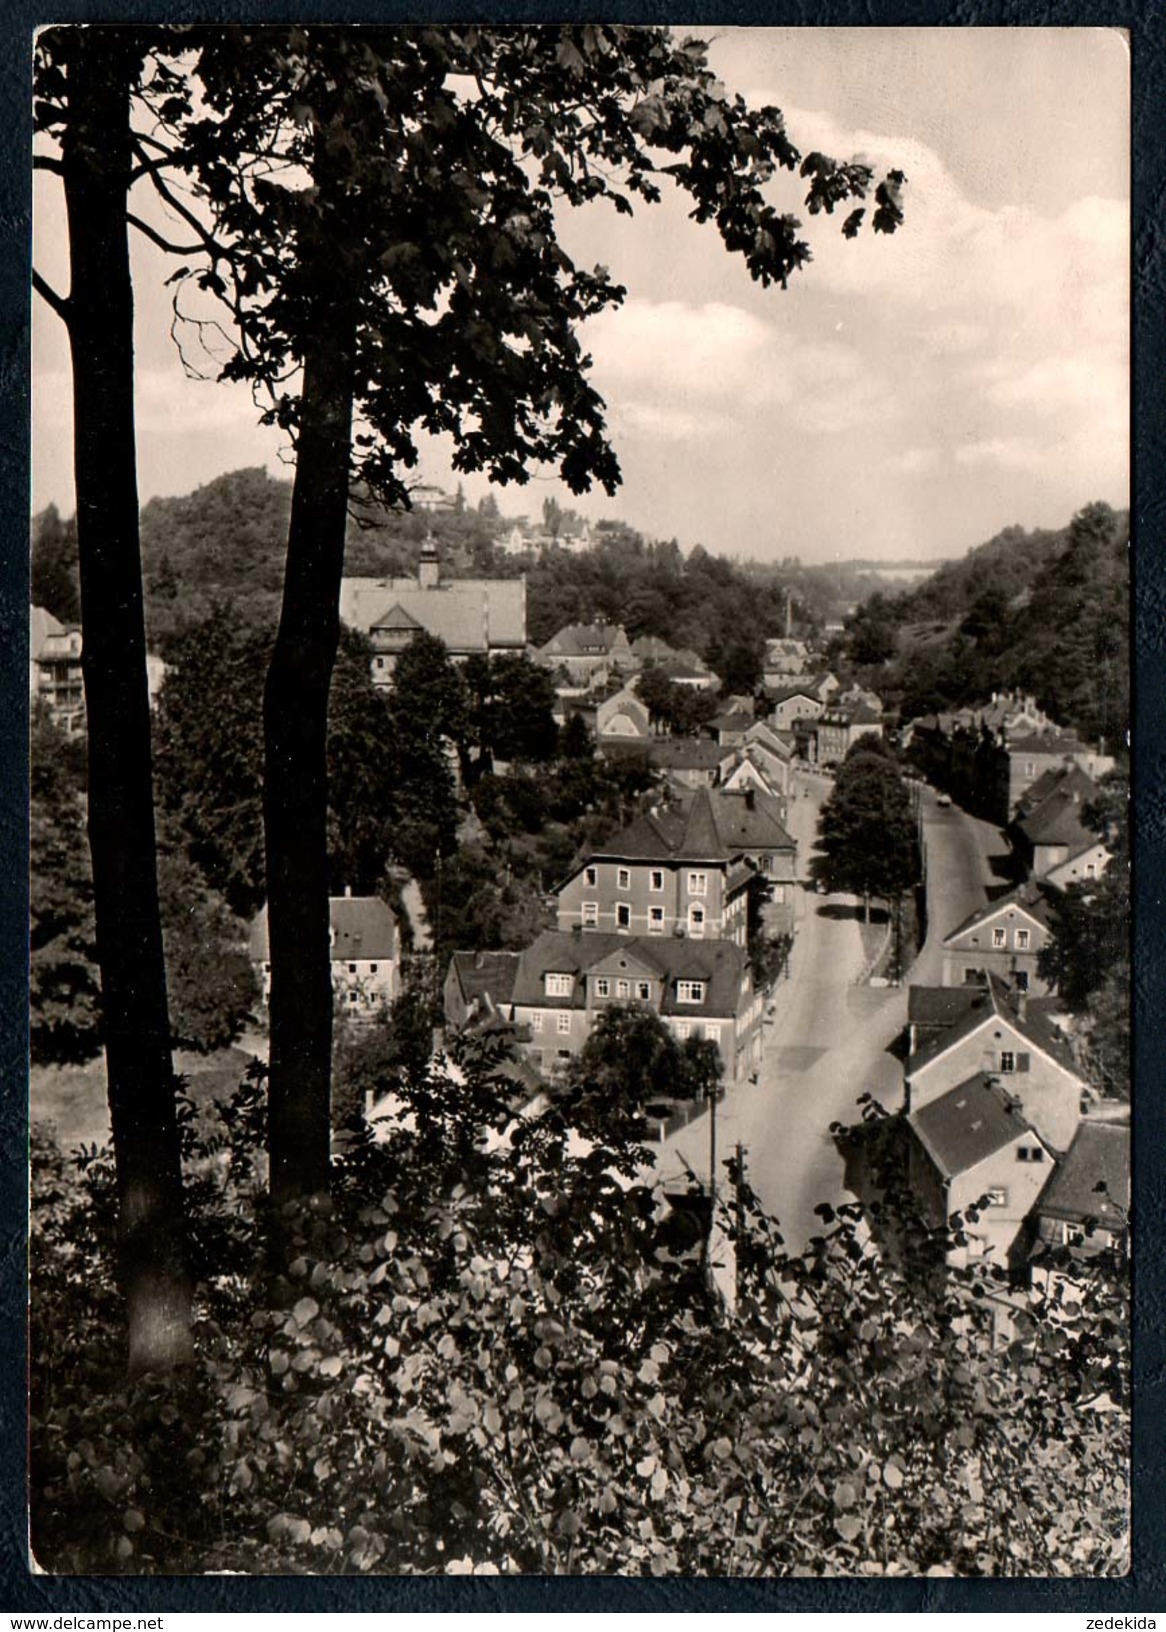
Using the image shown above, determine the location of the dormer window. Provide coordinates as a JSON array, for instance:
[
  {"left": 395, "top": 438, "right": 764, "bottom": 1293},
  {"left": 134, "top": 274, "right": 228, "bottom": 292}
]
[
  {"left": 545, "top": 973, "right": 574, "bottom": 997},
  {"left": 677, "top": 980, "right": 705, "bottom": 1004}
]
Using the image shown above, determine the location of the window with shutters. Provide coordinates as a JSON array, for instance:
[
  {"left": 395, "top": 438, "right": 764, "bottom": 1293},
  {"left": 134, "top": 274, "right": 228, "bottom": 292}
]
[{"left": 1000, "top": 1051, "right": 1015, "bottom": 1073}]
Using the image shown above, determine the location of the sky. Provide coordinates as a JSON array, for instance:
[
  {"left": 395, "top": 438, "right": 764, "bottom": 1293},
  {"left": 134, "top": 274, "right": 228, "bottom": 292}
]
[{"left": 31, "top": 27, "right": 1129, "bottom": 566}]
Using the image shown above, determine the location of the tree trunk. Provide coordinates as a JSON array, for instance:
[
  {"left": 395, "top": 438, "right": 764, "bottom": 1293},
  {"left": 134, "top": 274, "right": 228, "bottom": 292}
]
[
  {"left": 61, "top": 30, "right": 193, "bottom": 1372},
  {"left": 263, "top": 299, "right": 357, "bottom": 1206}
]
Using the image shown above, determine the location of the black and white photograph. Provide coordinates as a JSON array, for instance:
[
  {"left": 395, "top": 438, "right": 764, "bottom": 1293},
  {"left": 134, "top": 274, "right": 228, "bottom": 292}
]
[{"left": 28, "top": 24, "right": 1130, "bottom": 1579}]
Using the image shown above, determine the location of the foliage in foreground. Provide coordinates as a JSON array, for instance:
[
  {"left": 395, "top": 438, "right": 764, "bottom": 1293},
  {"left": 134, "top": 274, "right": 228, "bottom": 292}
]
[{"left": 31, "top": 1050, "right": 1127, "bottom": 1577}]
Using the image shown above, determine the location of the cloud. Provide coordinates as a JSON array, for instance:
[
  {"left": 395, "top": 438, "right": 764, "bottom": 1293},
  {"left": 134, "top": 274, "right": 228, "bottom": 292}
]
[{"left": 583, "top": 296, "right": 896, "bottom": 442}]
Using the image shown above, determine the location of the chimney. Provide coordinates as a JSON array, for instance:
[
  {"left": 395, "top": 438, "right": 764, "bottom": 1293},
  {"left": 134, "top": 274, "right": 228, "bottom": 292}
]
[
  {"left": 1016, "top": 989, "right": 1028, "bottom": 1020},
  {"left": 345, "top": 884, "right": 352, "bottom": 898},
  {"left": 745, "top": 787, "right": 756, "bottom": 810}
]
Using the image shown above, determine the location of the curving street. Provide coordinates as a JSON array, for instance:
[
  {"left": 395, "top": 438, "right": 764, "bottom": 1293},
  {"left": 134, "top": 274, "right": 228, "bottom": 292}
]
[{"left": 658, "top": 769, "right": 1012, "bottom": 1250}]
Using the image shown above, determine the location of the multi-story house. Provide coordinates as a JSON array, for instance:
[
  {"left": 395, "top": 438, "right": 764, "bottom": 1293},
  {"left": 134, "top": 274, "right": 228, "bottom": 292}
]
[
  {"left": 535, "top": 621, "right": 637, "bottom": 685},
  {"left": 250, "top": 892, "right": 400, "bottom": 1019},
  {"left": 766, "top": 685, "right": 825, "bottom": 734},
  {"left": 907, "top": 1073, "right": 1055, "bottom": 1268},
  {"left": 555, "top": 787, "right": 795, "bottom": 947},
  {"left": 631, "top": 637, "right": 718, "bottom": 690},
  {"left": 507, "top": 929, "right": 762, "bottom": 1081},
  {"left": 807, "top": 703, "right": 884, "bottom": 767},
  {"left": 556, "top": 791, "right": 752, "bottom": 946},
  {"left": 30, "top": 606, "right": 84, "bottom": 736},
  {"left": 940, "top": 884, "right": 1055, "bottom": 994},
  {"left": 340, "top": 539, "right": 527, "bottom": 685},
  {"left": 987, "top": 734, "right": 1114, "bottom": 826},
  {"left": 904, "top": 978, "right": 1085, "bottom": 1155},
  {"left": 1013, "top": 771, "right": 1111, "bottom": 883}
]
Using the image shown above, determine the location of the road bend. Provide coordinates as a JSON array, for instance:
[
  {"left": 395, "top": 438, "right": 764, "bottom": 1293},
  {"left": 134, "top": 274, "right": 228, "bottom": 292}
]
[{"left": 657, "top": 770, "right": 1011, "bottom": 1251}]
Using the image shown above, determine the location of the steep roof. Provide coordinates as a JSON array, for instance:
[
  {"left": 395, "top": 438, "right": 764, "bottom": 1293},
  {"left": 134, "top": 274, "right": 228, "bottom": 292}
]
[
  {"left": 510, "top": 930, "right": 747, "bottom": 1017},
  {"left": 538, "top": 622, "right": 628, "bottom": 659},
  {"left": 943, "top": 881, "right": 1054, "bottom": 946},
  {"left": 340, "top": 574, "right": 526, "bottom": 650},
  {"left": 708, "top": 789, "right": 795, "bottom": 853},
  {"left": 1014, "top": 764, "right": 1096, "bottom": 818},
  {"left": 249, "top": 896, "right": 398, "bottom": 963},
  {"left": 1034, "top": 1121, "right": 1129, "bottom": 1228},
  {"left": 1019, "top": 788, "right": 1095, "bottom": 851},
  {"left": 909, "top": 1073, "right": 1038, "bottom": 1179},
  {"left": 448, "top": 950, "right": 522, "bottom": 1010},
  {"left": 907, "top": 979, "right": 1079, "bottom": 1078},
  {"left": 30, "top": 605, "right": 66, "bottom": 658},
  {"left": 369, "top": 602, "right": 423, "bottom": 633}
]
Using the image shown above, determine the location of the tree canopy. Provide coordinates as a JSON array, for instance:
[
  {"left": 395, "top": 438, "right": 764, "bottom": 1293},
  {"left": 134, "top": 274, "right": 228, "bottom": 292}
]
[{"left": 815, "top": 743, "right": 918, "bottom": 905}]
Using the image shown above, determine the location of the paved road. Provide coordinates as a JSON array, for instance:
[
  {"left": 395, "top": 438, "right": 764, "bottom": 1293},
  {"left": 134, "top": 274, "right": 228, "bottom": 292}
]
[{"left": 658, "top": 771, "right": 1010, "bottom": 1249}]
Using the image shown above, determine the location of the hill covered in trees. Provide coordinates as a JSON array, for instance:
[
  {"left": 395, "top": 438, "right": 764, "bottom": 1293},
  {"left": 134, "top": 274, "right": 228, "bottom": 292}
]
[
  {"left": 838, "top": 502, "right": 1129, "bottom": 750},
  {"left": 31, "top": 467, "right": 900, "bottom": 672}
]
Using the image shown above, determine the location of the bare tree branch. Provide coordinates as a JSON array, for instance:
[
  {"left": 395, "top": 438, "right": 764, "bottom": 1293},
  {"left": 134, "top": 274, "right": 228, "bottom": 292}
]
[
  {"left": 127, "top": 212, "right": 204, "bottom": 256},
  {"left": 32, "top": 268, "right": 69, "bottom": 323}
]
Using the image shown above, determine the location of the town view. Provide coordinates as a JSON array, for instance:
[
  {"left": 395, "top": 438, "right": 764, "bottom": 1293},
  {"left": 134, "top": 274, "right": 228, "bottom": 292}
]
[{"left": 29, "top": 26, "right": 1128, "bottom": 1584}]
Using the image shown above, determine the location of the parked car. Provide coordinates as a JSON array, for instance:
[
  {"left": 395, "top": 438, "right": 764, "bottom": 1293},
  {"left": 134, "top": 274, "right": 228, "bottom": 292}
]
[{"left": 936, "top": 792, "right": 952, "bottom": 808}]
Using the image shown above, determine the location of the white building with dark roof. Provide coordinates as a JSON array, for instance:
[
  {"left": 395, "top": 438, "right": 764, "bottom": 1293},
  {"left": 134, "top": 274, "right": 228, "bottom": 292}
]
[{"left": 250, "top": 893, "right": 400, "bottom": 1018}]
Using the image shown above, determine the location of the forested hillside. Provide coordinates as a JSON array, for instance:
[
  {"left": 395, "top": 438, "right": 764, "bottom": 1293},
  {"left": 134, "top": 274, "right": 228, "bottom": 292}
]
[
  {"left": 840, "top": 502, "right": 1129, "bottom": 749},
  {"left": 32, "top": 468, "right": 871, "bottom": 672}
]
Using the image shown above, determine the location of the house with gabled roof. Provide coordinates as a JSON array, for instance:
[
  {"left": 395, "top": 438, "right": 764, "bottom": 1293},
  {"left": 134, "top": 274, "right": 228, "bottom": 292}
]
[
  {"left": 631, "top": 637, "right": 718, "bottom": 690},
  {"left": 1025, "top": 1121, "right": 1129, "bottom": 1284},
  {"left": 507, "top": 929, "right": 762, "bottom": 1081},
  {"left": 595, "top": 684, "right": 650, "bottom": 744},
  {"left": 443, "top": 950, "right": 522, "bottom": 1031},
  {"left": 250, "top": 893, "right": 400, "bottom": 1019},
  {"left": 554, "top": 786, "right": 794, "bottom": 948},
  {"left": 765, "top": 684, "right": 826, "bottom": 734},
  {"left": 341, "top": 539, "right": 526, "bottom": 685},
  {"left": 1014, "top": 775, "right": 1110, "bottom": 883},
  {"left": 987, "top": 733, "right": 1114, "bottom": 825},
  {"left": 905, "top": 978, "right": 1084, "bottom": 1154},
  {"left": 535, "top": 621, "right": 636, "bottom": 684},
  {"left": 941, "top": 882, "right": 1055, "bottom": 994},
  {"left": 907, "top": 1073, "right": 1055, "bottom": 1268},
  {"left": 555, "top": 787, "right": 753, "bottom": 946}
]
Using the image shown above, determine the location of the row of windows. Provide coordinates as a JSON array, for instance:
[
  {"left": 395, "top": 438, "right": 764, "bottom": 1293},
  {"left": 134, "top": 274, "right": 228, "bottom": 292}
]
[
  {"left": 581, "top": 902, "right": 709, "bottom": 934},
  {"left": 991, "top": 927, "right": 1031, "bottom": 950},
  {"left": 584, "top": 865, "right": 709, "bottom": 896},
  {"left": 541, "top": 976, "right": 706, "bottom": 1003}
]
